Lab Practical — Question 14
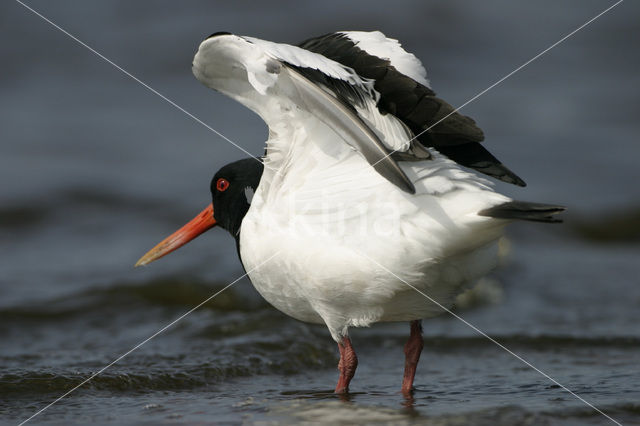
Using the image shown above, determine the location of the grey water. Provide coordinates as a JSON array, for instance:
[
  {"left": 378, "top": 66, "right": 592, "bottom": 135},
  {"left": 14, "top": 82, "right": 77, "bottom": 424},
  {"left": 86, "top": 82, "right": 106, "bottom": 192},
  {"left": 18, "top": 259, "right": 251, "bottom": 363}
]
[{"left": 1, "top": 1, "right": 639, "bottom": 424}]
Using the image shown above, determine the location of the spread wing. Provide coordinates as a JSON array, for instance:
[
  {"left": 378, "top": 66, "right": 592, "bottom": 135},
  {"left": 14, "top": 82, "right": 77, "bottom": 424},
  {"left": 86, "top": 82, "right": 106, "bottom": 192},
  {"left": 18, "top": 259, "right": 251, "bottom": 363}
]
[
  {"left": 299, "top": 31, "right": 525, "bottom": 186},
  {"left": 192, "top": 33, "right": 420, "bottom": 193}
]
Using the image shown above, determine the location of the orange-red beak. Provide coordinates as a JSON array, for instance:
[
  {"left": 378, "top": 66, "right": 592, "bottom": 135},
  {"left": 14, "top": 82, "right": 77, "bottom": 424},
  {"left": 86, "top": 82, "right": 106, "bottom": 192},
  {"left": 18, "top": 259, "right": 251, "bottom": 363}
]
[{"left": 135, "top": 203, "right": 216, "bottom": 267}]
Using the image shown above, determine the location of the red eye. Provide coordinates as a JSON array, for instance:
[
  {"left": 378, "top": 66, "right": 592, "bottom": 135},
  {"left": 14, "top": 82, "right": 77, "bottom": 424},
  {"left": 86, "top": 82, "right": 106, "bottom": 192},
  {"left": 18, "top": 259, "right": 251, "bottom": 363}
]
[{"left": 216, "top": 178, "right": 230, "bottom": 192}]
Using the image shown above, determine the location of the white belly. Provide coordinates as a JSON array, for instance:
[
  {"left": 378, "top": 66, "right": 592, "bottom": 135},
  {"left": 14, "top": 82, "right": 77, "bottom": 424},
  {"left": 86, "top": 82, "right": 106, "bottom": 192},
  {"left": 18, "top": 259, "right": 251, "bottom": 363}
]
[{"left": 239, "top": 220, "right": 503, "bottom": 329}]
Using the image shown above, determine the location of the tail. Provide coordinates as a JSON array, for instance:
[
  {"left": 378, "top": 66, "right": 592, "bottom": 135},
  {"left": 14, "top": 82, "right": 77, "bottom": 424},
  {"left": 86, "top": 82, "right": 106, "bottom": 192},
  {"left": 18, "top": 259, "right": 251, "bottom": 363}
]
[{"left": 478, "top": 201, "right": 566, "bottom": 223}]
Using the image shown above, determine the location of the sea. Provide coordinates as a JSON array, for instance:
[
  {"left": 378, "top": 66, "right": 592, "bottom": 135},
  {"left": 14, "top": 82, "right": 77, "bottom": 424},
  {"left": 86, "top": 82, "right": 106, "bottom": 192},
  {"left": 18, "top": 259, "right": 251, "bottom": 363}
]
[{"left": 1, "top": 1, "right": 639, "bottom": 424}]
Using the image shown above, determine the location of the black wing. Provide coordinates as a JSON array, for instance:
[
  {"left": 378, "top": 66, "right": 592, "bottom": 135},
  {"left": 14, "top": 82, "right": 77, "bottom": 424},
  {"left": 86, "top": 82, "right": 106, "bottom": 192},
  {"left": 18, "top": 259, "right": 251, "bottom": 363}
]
[{"left": 299, "top": 32, "right": 526, "bottom": 187}]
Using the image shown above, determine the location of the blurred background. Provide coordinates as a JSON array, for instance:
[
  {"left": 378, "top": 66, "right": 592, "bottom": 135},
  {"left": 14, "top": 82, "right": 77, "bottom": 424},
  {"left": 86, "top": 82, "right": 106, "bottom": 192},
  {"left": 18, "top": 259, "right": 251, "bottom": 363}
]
[{"left": 1, "top": 1, "right": 639, "bottom": 424}]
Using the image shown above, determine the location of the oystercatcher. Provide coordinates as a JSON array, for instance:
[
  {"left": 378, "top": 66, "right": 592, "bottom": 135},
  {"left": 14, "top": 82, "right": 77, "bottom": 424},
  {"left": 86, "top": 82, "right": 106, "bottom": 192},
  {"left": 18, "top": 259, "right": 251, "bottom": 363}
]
[{"left": 136, "top": 31, "right": 564, "bottom": 394}]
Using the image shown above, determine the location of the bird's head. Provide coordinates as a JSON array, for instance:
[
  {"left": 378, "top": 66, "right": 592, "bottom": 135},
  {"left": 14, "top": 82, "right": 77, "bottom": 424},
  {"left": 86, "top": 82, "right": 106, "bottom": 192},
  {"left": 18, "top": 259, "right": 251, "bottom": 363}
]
[{"left": 135, "top": 158, "right": 263, "bottom": 267}]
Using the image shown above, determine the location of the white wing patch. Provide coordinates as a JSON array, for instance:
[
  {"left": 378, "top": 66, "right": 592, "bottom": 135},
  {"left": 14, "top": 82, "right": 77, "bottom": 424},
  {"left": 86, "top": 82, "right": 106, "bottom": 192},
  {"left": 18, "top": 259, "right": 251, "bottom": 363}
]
[
  {"left": 193, "top": 34, "right": 415, "bottom": 153},
  {"left": 242, "top": 36, "right": 377, "bottom": 98},
  {"left": 354, "top": 98, "right": 412, "bottom": 152},
  {"left": 243, "top": 36, "right": 416, "bottom": 153},
  {"left": 340, "top": 31, "right": 430, "bottom": 88}
]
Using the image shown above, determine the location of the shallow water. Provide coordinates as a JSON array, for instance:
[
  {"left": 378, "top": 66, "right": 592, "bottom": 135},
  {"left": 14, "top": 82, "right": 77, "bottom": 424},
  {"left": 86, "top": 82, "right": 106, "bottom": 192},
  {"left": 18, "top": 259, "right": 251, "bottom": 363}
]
[{"left": 1, "top": 1, "right": 640, "bottom": 425}]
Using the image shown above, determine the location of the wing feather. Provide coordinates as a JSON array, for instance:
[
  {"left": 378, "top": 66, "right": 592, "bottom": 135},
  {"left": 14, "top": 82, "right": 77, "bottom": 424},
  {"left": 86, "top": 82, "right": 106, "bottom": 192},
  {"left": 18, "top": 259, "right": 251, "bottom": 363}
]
[
  {"left": 192, "top": 33, "right": 415, "bottom": 193},
  {"left": 299, "top": 31, "right": 526, "bottom": 186},
  {"left": 283, "top": 65, "right": 415, "bottom": 193}
]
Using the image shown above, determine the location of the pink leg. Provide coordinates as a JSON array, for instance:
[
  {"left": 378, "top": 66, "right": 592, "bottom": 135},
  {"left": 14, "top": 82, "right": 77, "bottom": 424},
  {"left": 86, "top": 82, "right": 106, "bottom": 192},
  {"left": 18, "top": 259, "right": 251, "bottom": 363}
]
[
  {"left": 401, "top": 320, "right": 424, "bottom": 394},
  {"left": 335, "top": 335, "right": 358, "bottom": 393}
]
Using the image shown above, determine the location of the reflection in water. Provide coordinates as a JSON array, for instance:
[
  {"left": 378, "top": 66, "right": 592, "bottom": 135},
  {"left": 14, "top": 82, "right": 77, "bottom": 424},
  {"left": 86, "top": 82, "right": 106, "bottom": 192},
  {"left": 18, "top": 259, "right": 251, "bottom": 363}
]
[{"left": 402, "top": 390, "right": 416, "bottom": 411}]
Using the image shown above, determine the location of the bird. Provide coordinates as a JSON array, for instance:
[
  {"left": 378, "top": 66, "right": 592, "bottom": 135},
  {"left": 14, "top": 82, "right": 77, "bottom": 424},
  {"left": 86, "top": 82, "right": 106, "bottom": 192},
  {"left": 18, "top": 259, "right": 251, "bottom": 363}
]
[{"left": 135, "top": 31, "right": 564, "bottom": 394}]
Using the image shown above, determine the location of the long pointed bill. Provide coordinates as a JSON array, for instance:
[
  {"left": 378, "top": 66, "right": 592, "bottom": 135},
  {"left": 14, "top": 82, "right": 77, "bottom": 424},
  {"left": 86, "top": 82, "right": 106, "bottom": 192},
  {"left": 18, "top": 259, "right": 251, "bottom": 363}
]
[{"left": 135, "top": 204, "right": 216, "bottom": 267}]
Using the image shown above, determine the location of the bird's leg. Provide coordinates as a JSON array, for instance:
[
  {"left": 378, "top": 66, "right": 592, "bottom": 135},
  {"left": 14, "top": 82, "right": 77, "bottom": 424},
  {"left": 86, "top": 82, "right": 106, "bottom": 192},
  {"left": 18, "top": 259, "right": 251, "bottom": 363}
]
[
  {"left": 401, "top": 320, "right": 424, "bottom": 394},
  {"left": 335, "top": 335, "right": 358, "bottom": 394}
]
